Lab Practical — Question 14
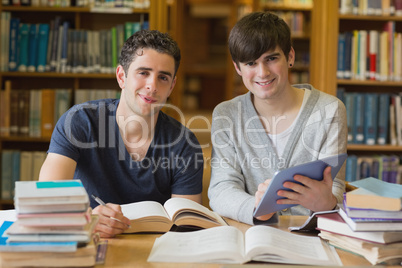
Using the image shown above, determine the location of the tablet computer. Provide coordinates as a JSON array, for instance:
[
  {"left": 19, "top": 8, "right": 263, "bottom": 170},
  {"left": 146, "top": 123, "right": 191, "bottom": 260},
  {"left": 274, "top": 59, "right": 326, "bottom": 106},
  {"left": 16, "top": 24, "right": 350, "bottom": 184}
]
[{"left": 253, "top": 153, "right": 348, "bottom": 217}]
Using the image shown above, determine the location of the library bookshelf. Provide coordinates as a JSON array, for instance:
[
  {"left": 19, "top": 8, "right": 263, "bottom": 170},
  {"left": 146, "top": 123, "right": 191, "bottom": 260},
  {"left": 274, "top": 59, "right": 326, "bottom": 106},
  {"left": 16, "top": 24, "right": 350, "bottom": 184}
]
[
  {"left": 0, "top": 0, "right": 168, "bottom": 209},
  {"left": 310, "top": 0, "right": 402, "bottom": 183}
]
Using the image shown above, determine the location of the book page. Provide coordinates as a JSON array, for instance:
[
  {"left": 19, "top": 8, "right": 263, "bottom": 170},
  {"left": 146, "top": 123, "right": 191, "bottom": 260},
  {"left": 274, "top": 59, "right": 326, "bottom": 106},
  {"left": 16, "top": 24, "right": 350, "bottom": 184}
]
[
  {"left": 121, "top": 201, "right": 169, "bottom": 220},
  {"left": 147, "top": 226, "right": 246, "bottom": 264},
  {"left": 163, "top": 198, "right": 226, "bottom": 225},
  {"left": 245, "top": 226, "right": 342, "bottom": 266}
]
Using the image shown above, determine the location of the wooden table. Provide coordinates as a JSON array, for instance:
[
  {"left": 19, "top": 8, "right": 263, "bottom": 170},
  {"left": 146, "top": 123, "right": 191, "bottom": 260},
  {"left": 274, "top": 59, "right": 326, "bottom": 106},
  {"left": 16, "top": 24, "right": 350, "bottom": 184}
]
[{"left": 96, "top": 216, "right": 381, "bottom": 267}]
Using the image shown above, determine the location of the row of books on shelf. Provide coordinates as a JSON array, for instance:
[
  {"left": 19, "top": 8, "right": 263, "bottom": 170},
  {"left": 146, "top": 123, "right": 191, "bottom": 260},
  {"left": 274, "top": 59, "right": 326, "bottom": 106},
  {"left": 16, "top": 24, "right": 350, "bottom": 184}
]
[
  {"left": 316, "top": 178, "right": 402, "bottom": 265},
  {"left": 339, "top": 0, "right": 402, "bottom": 16},
  {"left": 0, "top": 83, "right": 120, "bottom": 138},
  {"left": 337, "top": 89, "right": 402, "bottom": 146},
  {"left": 336, "top": 24, "right": 402, "bottom": 82},
  {"left": 345, "top": 154, "right": 402, "bottom": 184},
  {"left": 0, "top": 180, "right": 100, "bottom": 267},
  {"left": 0, "top": 12, "right": 148, "bottom": 73},
  {"left": 1, "top": 150, "right": 46, "bottom": 200},
  {"left": 261, "top": 0, "right": 313, "bottom": 8},
  {"left": 271, "top": 11, "right": 309, "bottom": 37},
  {"left": 1, "top": 0, "right": 150, "bottom": 9}
]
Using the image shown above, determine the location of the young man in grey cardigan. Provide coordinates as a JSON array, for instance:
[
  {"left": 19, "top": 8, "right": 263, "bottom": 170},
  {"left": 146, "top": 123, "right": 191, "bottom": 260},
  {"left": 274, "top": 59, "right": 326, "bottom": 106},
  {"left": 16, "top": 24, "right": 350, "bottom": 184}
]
[{"left": 208, "top": 12, "right": 347, "bottom": 225}]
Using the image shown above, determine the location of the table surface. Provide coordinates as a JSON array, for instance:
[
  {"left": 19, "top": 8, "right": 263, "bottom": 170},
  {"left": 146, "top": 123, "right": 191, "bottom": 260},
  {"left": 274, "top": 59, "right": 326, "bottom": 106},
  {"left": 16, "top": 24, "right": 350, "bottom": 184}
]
[{"left": 95, "top": 215, "right": 391, "bottom": 268}]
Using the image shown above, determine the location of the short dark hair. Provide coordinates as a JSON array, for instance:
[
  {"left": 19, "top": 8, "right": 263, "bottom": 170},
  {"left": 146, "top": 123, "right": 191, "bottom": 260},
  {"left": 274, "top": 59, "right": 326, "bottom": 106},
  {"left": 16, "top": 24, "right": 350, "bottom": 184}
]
[
  {"left": 119, "top": 29, "right": 181, "bottom": 76},
  {"left": 228, "top": 11, "right": 292, "bottom": 66}
]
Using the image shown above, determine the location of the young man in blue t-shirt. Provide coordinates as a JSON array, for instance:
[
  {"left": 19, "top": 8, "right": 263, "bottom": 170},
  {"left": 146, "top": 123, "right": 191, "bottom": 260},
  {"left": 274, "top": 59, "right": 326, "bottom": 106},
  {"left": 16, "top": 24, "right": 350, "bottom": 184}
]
[{"left": 39, "top": 30, "right": 204, "bottom": 238}]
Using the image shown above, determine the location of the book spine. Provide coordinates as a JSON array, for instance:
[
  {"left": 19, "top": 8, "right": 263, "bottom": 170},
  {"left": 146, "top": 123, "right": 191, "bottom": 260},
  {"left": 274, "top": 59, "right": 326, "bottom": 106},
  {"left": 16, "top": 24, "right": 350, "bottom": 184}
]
[
  {"left": 368, "top": 30, "right": 378, "bottom": 80},
  {"left": 345, "top": 155, "right": 357, "bottom": 182},
  {"left": 27, "top": 24, "right": 39, "bottom": 72},
  {"left": 353, "top": 93, "right": 365, "bottom": 144},
  {"left": 18, "top": 90, "right": 30, "bottom": 136},
  {"left": 1, "top": 150, "right": 14, "bottom": 200},
  {"left": 49, "top": 16, "right": 61, "bottom": 72},
  {"left": 344, "top": 31, "right": 353, "bottom": 79},
  {"left": 9, "top": 90, "right": 19, "bottom": 135},
  {"left": 11, "top": 150, "right": 21, "bottom": 197},
  {"left": 1, "top": 12, "right": 11, "bottom": 72},
  {"left": 8, "top": 18, "right": 20, "bottom": 72},
  {"left": 0, "top": 80, "right": 12, "bottom": 136},
  {"left": 377, "top": 93, "right": 390, "bottom": 145},
  {"left": 17, "top": 23, "right": 30, "bottom": 72},
  {"left": 344, "top": 93, "right": 355, "bottom": 143},
  {"left": 19, "top": 151, "right": 33, "bottom": 181},
  {"left": 60, "top": 21, "right": 69, "bottom": 73},
  {"left": 36, "top": 23, "right": 50, "bottom": 73},
  {"left": 40, "top": 89, "right": 55, "bottom": 138},
  {"left": 111, "top": 27, "right": 117, "bottom": 70},
  {"left": 337, "top": 33, "right": 345, "bottom": 79},
  {"left": 29, "top": 89, "right": 42, "bottom": 137},
  {"left": 363, "top": 93, "right": 378, "bottom": 145}
]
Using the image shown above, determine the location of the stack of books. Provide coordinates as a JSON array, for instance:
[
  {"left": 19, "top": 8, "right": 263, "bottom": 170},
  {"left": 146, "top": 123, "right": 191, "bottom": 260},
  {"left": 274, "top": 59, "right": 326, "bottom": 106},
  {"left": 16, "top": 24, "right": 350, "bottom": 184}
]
[
  {"left": 316, "top": 178, "right": 402, "bottom": 265},
  {"left": 0, "top": 180, "right": 100, "bottom": 267}
]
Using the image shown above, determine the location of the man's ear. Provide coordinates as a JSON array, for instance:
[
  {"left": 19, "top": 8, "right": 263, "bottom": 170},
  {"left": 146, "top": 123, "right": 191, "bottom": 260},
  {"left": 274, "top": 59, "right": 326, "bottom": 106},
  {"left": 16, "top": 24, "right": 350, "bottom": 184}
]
[
  {"left": 233, "top": 61, "right": 242, "bottom": 76},
  {"left": 116, "top": 65, "right": 126, "bottom": 89},
  {"left": 288, "top": 47, "right": 295, "bottom": 66}
]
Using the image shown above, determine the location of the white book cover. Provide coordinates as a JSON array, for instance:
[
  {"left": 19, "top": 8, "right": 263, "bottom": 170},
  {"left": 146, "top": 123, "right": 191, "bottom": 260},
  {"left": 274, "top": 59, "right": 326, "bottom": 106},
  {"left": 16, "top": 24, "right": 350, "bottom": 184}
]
[{"left": 15, "top": 180, "right": 89, "bottom": 205}]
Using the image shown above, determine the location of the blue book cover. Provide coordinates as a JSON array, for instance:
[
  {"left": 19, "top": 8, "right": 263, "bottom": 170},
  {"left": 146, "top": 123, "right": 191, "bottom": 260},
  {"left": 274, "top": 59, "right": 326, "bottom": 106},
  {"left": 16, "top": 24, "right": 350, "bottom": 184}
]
[
  {"left": 27, "top": 23, "right": 38, "bottom": 72},
  {"left": 344, "top": 93, "right": 355, "bottom": 143},
  {"left": 377, "top": 93, "right": 389, "bottom": 145},
  {"left": 336, "top": 87, "right": 345, "bottom": 103},
  {"left": 0, "top": 221, "right": 78, "bottom": 252},
  {"left": 8, "top": 17, "right": 20, "bottom": 71},
  {"left": 337, "top": 33, "right": 345, "bottom": 79},
  {"left": 141, "top": 21, "right": 149, "bottom": 30},
  {"left": 17, "top": 23, "right": 29, "bottom": 72},
  {"left": 36, "top": 23, "right": 49, "bottom": 72},
  {"left": 353, "top": 93, "right": 365, "bottom": 144},
  {"left": 132, "top": 22, "right": 141, "bottom": 34},
  {"left": 345, "top": 155, "right": 357, "bottom": 182},
  {"left": 344, "top": 31, "right": 353, "bottom": 79},
  {"left": 364, "top": 93, "right": 378, "bottom": 145}
]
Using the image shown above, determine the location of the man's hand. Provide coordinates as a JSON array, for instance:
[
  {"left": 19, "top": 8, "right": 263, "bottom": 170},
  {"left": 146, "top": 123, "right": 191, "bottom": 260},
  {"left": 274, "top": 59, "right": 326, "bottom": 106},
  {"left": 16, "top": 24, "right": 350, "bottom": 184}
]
[
  {"left": 92, "top": 203, "right": 131, "bottom": 238},
  {"left": 254, "top": 179, "right": 275, "bottom": 221},
  {"left": 276, "top": 166, "right": 337, "bottom": 212}
]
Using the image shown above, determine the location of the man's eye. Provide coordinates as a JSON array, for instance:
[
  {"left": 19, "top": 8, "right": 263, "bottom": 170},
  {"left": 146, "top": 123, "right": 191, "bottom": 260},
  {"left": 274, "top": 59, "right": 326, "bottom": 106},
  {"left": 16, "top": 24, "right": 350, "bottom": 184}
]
[
  {"left": 245, "top": 62, "right": 255, "bottom": 66},
  {"left": 160, "top": 76, "right": 169, "bottom": 81}
]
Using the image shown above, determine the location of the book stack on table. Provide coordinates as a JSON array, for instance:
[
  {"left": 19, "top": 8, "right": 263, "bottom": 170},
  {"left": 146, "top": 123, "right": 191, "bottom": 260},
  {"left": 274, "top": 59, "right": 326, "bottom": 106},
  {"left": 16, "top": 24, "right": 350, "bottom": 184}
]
[
  {"left": 0, "top": 180, "right": 100, "bottom": 267},
  {"left": 316, "top": 177, "right": 402, "bottom": 265}
]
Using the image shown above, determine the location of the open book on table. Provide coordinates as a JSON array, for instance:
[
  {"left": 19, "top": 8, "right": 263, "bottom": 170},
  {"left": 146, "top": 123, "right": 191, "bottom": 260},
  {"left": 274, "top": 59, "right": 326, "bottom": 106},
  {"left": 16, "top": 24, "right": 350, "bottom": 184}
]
[
  {"left": 147, "top": 225, "right": 342, "bottom": 265},
  {"left": 121, "top": 198, "right": 227, "bottom": 233}
]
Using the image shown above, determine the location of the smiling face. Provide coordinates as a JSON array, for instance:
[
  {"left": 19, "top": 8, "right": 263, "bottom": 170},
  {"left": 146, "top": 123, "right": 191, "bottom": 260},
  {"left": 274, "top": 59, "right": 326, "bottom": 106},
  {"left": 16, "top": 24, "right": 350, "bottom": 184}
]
[
  {"left": 116, "top": 48, "right": 176, "bottom": 118},
  {"left": 234, "top": 46, "right": 294, "bottom": 102}
]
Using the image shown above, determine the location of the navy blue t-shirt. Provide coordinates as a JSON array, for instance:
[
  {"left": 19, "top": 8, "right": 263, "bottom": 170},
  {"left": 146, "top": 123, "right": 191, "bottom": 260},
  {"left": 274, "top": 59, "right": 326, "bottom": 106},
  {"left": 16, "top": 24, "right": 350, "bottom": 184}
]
[{"left": 48, "top": 99, "right": 204, "bottom": 208}]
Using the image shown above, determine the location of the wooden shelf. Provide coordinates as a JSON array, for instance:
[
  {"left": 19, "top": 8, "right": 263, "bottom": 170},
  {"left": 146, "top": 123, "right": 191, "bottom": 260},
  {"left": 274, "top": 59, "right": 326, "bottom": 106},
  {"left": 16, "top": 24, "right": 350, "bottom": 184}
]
[
  {"left": 260, "top": 3, "right": 312, "bottom": 11},
  {"left": 347, "top": 144, "right": 402, "bottom": 152},
  {"left": 339, "top": 14, "right": 402, "bottom": 21},
  {"left": 1, "top": 72, "right": 115, "bottom": 79},
  {"left": 1, "top": 6, "right": 150, "bottom": 13},
  {"left": 0, "top": 136, "right": 51, "bottom": 143},
  {"left": 337, "top": 79, "right": 402, "bottom": 86}
]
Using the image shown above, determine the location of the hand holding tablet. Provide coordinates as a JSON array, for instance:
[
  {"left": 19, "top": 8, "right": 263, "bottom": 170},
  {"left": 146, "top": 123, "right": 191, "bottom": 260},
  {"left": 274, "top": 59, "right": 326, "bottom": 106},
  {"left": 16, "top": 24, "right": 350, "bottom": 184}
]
[{"left": 253, "top": 153, "right": 348, "bottom": 217}]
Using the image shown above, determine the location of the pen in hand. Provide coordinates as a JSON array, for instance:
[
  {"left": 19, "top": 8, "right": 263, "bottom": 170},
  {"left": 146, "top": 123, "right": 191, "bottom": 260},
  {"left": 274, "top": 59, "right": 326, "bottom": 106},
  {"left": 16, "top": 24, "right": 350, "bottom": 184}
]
[{"left": 91, "top": 194, "right": 131, "bottom": 227}]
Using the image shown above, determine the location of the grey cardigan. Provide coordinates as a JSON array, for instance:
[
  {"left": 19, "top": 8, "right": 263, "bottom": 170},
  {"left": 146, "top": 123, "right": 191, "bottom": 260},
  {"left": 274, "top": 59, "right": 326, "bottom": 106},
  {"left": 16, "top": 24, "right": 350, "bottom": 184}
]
[{"left": 208, "top": 84, "right": 347, "bottom": 225}]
